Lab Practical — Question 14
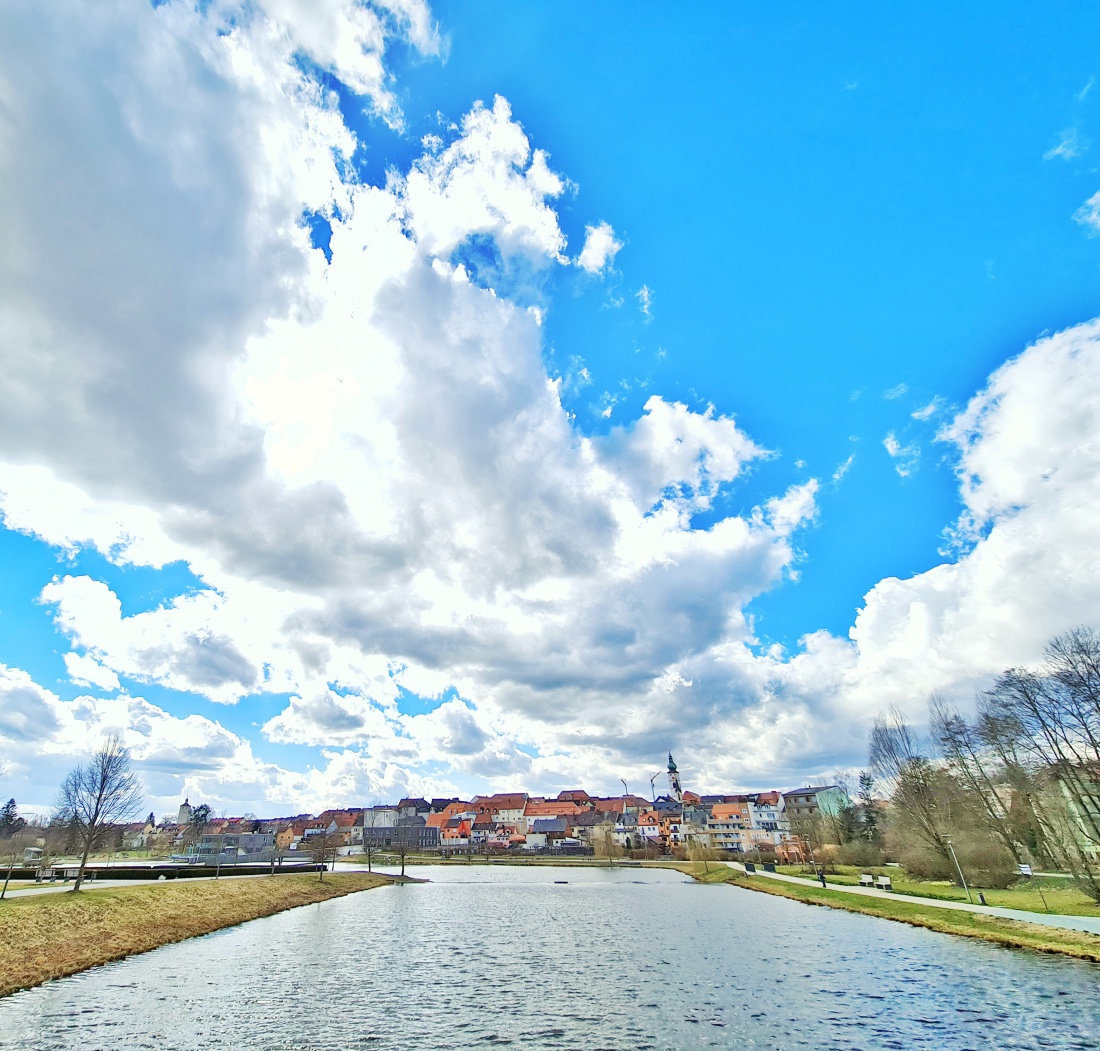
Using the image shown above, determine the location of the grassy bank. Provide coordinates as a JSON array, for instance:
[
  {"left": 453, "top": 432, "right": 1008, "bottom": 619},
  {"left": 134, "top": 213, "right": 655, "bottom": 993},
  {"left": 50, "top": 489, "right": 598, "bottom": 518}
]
[
  {"left": 1, "top": 872, "right": 387, "bottom": 998},
  {"left": 774, "top": 864, "right": 1100, "bottom": 917},
  {"left": 688, "top": 866, "right": 1100, "bottom": 962}
]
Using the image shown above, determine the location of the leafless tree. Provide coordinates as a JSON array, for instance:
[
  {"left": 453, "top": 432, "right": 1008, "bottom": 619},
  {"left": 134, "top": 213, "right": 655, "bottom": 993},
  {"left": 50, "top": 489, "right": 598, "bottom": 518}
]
[
  {"left": 592, "top": 826, "right": 621, "bottom": 868},
  {"left": 0, "top": 830, "right": 35, "bottom": 900},
  {"left": 54, "top": 734, "right": 143, "bottom": 891},
  {"left": 931, "top": 696, "right": 1022, "bottom": 861},
  {"left": 869, "top": 708, "right": 953, "bottom": 862},
  {"left": 360, "top": 805, "right": 386, "bottom": 872},
  {"left": 974, "top": 629, "right": 1100, "bottom": 900},
  {"left": 304, "top": 830, "right": 338, "bottom": 881}
]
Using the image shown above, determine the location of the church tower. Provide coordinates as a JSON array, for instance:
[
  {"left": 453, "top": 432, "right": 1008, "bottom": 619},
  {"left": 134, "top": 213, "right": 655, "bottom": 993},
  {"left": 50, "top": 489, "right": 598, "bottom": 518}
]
[
  {"left": 667, "top": 753, "right": 683, "bottom": 803},
  {"left": 177, "top": 798, "right": 193, "bottom": 825}
]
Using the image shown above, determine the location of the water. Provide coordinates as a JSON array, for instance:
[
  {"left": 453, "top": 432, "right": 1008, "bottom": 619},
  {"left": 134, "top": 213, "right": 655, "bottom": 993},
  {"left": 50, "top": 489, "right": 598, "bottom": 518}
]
[{"left": 2, "top": 865, "right": 1098, "bottom": 1050}]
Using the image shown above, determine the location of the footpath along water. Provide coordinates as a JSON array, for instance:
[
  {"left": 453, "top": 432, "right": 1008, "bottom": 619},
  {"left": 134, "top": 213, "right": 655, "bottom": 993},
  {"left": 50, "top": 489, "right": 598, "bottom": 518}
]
[{"left": 1, "top": 865, "right": 1098, "bottom": 1050}]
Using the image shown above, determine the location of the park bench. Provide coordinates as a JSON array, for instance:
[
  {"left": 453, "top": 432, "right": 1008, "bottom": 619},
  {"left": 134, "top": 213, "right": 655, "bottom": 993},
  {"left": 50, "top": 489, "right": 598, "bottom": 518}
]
[
  {"left": 743, "top": 862, "right": 756, "bottom": 874},
  {"left": 859, "top": 873, "right": 875, "bottom": 887},
  {"left": 874, "top": 875, "right": 893, "bottom": 890}
]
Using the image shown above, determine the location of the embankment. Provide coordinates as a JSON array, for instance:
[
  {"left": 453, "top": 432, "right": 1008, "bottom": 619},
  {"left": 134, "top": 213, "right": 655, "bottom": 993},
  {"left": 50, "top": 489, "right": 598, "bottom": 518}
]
[
  {"left": 692, "top": 867, "right": 1100, "bottom": 962},
  {"left": 1, "top": 872, "right": 387, "bottom": 997}
]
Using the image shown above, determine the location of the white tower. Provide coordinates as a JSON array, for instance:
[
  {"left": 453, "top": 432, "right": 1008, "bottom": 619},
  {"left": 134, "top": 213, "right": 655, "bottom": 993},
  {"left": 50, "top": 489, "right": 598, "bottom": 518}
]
[
  {"left": 667, "top": 753, "right": 683, "bottom": 803},
  {"left": 177, "top": 798, "right": 193, "bottom": 825}
]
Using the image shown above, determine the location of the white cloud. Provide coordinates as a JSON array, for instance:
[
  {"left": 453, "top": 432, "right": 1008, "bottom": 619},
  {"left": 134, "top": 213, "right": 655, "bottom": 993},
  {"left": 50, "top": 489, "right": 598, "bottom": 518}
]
[
  {"left": 8, "top": 0, "right": 1100, "bottom": 812},
  {"left": 883, "top": 382, "right": 908, "bottom": 400},
  {"left": 1045, "top": 127, "right": 1083, "bottom": 161},
  {"left": 911, "top": 397, "right": 943, "bottom": 421},
  {"left": 0, "top": 0, "right": 830, "bottom": 810},
  {"left": 63, "top": 653, "right": 121, "bottom": 692},
  {"left": 1073, "top": 191, "right": 1100, "bottom": 235},
  {"left": 883, "top": 432, "right": 920, "bottom": 476},
  {"left": 400, "top": 95, "right": 568, "bottom": 266},
  {"left": 831, "top": 455, "right": 855, "bottom": 485},
  {"left": 636, "top": 284, "right": 654, "bottom": 321},
  {"left": 834, "top": 318, "right": 1100, "bottom": 719},
  {"left": 575, "top": 221, "right": 623, "bottom": 274}
]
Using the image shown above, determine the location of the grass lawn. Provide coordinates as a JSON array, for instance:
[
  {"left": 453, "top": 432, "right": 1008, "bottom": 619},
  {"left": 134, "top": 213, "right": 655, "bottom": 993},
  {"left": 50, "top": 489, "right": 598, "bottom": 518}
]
[
  {"left": 773, "top": 864, "right": 1100, "bottom": 917},
  {"left": 684, "top": 865, "right": 1100, "bottom": 962},
  {"left": 0, "top": 872, "right": 387, "bottom": 998}
]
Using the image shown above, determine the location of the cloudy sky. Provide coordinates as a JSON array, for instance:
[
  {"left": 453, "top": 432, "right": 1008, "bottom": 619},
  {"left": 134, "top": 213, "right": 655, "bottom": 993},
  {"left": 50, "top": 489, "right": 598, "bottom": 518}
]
[{"left": 3, "top": 0, "right": 1100, "bottom": 818}]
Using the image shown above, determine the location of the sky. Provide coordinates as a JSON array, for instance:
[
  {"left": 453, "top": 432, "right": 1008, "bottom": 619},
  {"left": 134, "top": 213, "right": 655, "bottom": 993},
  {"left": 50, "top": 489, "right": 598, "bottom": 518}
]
[{"left": 3, "top": 0, "right": 1100, "bottom": 818}]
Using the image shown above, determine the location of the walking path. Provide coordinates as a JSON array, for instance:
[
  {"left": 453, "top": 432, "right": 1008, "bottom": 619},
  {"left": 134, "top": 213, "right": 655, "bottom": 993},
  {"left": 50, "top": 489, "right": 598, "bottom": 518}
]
[
  {"left": 1, "top": 873, "right": 271, "bottom": 899},
  {"left": 723, "top": 862, "right": 1100, "bottom": 936}
]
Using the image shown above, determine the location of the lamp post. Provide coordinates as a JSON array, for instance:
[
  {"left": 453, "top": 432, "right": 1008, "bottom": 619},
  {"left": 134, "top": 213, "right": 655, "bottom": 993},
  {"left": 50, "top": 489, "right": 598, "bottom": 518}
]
[{"left": 944, "top": 835, "right": 973, "bottom": 904}]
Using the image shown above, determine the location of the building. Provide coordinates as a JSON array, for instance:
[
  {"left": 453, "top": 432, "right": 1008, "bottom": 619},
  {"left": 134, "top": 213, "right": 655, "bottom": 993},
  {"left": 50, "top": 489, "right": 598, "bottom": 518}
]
[{"left": 782, "top": 786, "right": 850, "bottom": 846}]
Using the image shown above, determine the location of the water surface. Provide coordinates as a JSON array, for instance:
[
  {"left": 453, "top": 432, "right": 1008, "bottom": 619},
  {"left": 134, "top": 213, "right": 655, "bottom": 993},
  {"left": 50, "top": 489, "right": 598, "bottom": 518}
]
[{"left": 2, "top": 865, "right": 1098, "bottom": 1049}]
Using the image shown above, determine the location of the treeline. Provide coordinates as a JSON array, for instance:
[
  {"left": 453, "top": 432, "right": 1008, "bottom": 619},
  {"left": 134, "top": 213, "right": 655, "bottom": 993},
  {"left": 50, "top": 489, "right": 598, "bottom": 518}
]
[{"left": 871, "top": 627, "right": 1100, "bottom": 896}]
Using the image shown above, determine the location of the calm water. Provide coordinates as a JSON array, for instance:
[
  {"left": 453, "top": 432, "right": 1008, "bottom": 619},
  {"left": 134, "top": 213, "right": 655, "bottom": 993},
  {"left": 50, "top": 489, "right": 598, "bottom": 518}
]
[{"left": 2, "top": 865, "right": 1099, "bottom": 1050}]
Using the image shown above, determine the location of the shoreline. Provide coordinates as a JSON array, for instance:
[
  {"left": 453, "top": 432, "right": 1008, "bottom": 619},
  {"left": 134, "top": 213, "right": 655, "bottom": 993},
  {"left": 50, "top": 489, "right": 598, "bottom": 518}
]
[
  {"left": 692, "top": 867, "right": 1100, "bottom": 963},
  {"left": 2, "top": 872, "right": 388, "bottom": 998}
]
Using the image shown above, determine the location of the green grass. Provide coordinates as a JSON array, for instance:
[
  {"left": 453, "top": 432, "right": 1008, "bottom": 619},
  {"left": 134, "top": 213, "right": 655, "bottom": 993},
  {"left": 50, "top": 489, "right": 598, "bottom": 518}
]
[
  {"left": 688, "top": 866, "right": 1100, "bottom": 962},
  {"left": 772, "top": 864, "right": 1100, "bottom": 917}
]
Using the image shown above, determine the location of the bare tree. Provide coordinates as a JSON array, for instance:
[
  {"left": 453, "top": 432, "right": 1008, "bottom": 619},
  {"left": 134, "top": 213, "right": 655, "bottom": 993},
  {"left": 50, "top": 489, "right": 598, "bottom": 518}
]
[
  {"left": 304, "top": 830, "right": 338, "bottom": 881},
  {"left": 54, "top": 734, "right": 144, "bottom": 891},
  {"left": 869, "top": 708, "right": 953, "bottom": 863},
  {"left": 592, "top": 826, "right": 621, "bottom": 868},
  {"left": 0, "top": 829, "right": 35, "bottom": 900},
  {"left": 975, "top": 630, "right": 1100, "bottom": 900},
  {"left": 931, "top": 697, "right": 1023, "bottom": 862},
  {"left": 360, "top": 805, "right": 385, "bottom": 873}
]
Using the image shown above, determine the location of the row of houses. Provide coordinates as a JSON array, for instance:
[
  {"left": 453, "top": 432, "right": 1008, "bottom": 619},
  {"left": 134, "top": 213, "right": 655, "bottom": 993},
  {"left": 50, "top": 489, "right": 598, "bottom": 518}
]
[{"left": 124, "top": 783, "right": 849, "bottom": 862}]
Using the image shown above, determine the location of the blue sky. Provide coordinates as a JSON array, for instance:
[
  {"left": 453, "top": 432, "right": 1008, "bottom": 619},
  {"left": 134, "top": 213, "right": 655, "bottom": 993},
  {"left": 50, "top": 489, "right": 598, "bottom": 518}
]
[{"left": 2, "top": 0, "right": 1100, "bottom": 816}]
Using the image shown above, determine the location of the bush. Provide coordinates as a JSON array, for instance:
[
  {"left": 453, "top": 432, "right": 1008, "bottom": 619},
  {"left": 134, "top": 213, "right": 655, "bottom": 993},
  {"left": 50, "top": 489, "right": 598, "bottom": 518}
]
[{"left": 835, "top": 841, "right": 886, "bottom": 868}]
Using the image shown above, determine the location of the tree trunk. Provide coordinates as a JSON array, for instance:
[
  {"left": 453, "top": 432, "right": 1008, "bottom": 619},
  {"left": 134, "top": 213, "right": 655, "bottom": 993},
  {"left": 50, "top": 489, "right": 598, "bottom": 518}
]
[{"left": 73, "top": 835, "right": 92, "bottom": 892}]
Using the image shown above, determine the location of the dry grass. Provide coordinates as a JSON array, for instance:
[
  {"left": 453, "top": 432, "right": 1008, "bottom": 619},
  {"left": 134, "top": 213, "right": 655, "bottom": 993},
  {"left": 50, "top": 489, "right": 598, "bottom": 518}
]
[
  {"left": 692, "top": 866, "right": 1100, "bottom": 962},
  {"left": 0, "top": 872, "right": 387, "bottom": 997}
]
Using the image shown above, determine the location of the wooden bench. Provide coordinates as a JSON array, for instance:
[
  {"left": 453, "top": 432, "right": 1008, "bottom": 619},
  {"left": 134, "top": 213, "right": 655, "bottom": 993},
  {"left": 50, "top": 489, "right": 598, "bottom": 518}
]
[
  {"left": 874, "top": 875, "right": 893, "bottom": 890},
  {"left": 859, "top": 873, "right": 875, "bottom": 887}
]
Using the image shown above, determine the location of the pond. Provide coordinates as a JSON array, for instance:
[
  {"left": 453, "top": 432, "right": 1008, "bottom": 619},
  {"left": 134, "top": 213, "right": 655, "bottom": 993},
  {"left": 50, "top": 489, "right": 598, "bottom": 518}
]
[{"left": 1, "top": 865, "right": 1098, "bottom": 1049}]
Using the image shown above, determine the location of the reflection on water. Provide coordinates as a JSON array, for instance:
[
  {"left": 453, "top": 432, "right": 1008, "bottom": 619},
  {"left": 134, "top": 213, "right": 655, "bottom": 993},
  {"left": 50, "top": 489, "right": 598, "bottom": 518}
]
[{"left": 2, "top": 865, "right": 1099, "bottom": 1050}]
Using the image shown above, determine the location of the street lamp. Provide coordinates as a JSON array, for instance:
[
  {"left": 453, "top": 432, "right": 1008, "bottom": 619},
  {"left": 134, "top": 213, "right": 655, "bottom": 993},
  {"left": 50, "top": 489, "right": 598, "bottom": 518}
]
[{"left": 943, "top": 835, "right": 973, "bottom": 904}]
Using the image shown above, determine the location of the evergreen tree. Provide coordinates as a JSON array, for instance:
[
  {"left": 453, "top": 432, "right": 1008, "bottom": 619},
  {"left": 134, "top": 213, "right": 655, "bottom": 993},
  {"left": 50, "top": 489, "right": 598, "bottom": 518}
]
[
  {"left": 858, "top": 771, "right": 880, "bottom": 844},
  {"left": 0, "top": 798, "right": 25, "bottom": 836}
]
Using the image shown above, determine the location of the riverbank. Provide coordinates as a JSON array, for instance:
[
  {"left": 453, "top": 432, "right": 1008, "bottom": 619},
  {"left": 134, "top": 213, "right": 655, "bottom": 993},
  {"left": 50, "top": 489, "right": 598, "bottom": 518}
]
[
  {"left": 0, "top": 872, "right": 388, "bottom": 997},
  {"left": 774, "top": 864, "right": 1100, "bottom": 917},
  {"left": 691, "top": 866, "right": 1100, "bottom": 962}
]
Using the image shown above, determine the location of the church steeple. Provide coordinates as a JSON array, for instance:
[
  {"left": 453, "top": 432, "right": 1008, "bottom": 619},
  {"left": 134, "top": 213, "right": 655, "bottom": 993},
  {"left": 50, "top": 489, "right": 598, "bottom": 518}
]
[{"left": 667, "top": 752, "right": 683, "bottom": 803}]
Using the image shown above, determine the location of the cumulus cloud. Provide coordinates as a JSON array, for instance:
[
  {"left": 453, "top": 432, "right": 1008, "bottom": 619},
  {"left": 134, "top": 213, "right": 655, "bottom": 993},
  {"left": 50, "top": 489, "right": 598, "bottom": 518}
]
[
  {"left": 6, "top": 0, "right": 1099, "bottom": 811},
  {"left": 0, "top": 0, "right": 829, "bottom": 809},
  {"left": 575, "top": 221, "right": 623, "bottom": 274}
]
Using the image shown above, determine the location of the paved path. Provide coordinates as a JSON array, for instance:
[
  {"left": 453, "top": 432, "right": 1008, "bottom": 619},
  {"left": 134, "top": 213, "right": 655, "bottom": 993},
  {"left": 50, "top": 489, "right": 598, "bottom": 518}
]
[
  {"left": 723, "top": 862, "right": 1100, "bottom": 936},
  {"left": 1, "top": 872, "right": 277, "bottom": 900}
]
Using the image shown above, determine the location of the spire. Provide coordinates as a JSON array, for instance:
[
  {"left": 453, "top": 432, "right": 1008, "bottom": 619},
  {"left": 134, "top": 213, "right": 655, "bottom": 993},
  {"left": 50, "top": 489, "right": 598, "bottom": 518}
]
[{"left": 667, "top": 752, "right": 683, "bottom": 803}]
